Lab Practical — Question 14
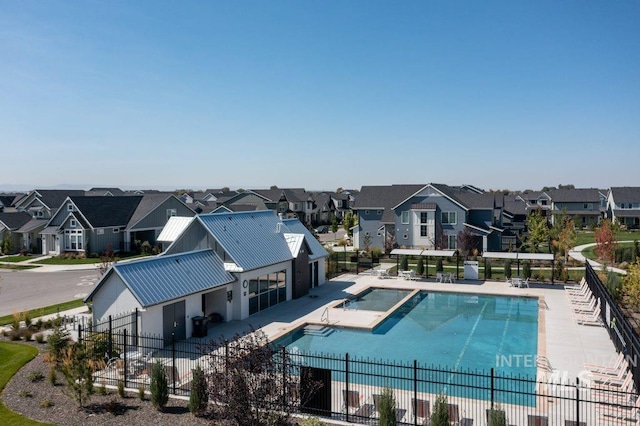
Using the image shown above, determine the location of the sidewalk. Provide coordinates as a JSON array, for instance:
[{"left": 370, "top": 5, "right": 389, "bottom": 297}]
[{"left": 568, "top": 242, "right": 628, "bottom": 275}]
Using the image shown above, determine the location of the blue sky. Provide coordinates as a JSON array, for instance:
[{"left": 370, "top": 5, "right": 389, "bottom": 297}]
[{"left": 2, "top": 1, "right": 639, "bottom": 192}]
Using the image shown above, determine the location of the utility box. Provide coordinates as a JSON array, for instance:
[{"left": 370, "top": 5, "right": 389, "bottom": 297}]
[{"left": 464, "top": 261, "right": 479, "bottom": 280}]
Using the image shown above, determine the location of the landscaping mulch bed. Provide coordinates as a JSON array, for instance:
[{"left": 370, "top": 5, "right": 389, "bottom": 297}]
[{"left": 2, "top": 343, "right": 215, "bottom": 426}]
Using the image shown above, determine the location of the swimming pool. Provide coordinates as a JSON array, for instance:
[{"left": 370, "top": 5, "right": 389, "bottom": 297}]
[{"left": 275, "top": 290, "right": 539, "bottom": 404}]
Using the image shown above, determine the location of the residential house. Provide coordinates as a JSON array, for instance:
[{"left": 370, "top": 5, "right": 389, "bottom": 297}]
[
  {"left": 0, "top": 212, "right": 33, "bottom": 254},
  {"left": 84, "top": 210, "right": 328, "bottom": 340},
  {"left": 0, "top": 193, "right": 22, "bottom": 213},
  {"left": 516, "top": 191, "right": 552, "bottom": 216},
  {"left": 607, "top": 187, "right": 640, "bottom": 229},
  {"left": 251, "top": 188, "right": 314, "bottom": 224},
  {"left": 85, "top": 187, "right": 125, "bottom": 196},
  {"left": 547, "top": 188, "right": 602, "bottom": 228},
  {"left": 352, "top": 184, "right": 506, "bottom": 253}
]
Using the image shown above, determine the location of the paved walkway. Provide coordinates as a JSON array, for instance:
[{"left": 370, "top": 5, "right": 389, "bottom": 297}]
[{"left": 568, "top": 242, "right": 631, "bottom": 275}]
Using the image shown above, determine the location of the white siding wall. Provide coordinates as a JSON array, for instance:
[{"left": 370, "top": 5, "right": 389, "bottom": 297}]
[{"left": 92, "top": 274, "right": 141, "bottom": 322}]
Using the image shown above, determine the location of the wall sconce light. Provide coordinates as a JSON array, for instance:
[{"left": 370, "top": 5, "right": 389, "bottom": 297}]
[{"left": 227, "top": 290, "right": 233, "bottom": 302}]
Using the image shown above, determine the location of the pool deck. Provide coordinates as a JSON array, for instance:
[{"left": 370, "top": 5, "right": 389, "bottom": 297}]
[{"left": 206, "top": 272, "right": 618, "bottom": 382}]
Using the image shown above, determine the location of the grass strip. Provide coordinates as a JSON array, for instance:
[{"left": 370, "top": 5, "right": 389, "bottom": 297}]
[
  {"left": 0, "top": 341, "right": 51, "bottom": 425},
  {"left": 0, "top": 299, "right": 85, "bottom": 326}
]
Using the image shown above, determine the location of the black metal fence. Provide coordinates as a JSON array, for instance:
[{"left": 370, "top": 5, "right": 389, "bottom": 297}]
[
  {"left": 585, "top": 262, "right": 640, "bottom": 392},
  {"left": 79, "top": 326, "right": 637, "bottom": 425}
]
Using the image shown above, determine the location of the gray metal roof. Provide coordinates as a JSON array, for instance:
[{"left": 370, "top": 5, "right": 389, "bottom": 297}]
[
  {"left": 86, "top": 250, "right": 235, "bottom": 308},
  {"left": 157, "top": 216, "right": 194, "bottom": 242},
  {"left": 198, "top": 210, "right": 294, "bottom": 271},
  {"left": 282, "top": 218, "right": 329, "bottom": 261}
]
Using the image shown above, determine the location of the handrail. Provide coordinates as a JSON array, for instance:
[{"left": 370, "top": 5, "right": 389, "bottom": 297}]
[{"left": 321, "top": 307, "right": 329, "bottom": 323}]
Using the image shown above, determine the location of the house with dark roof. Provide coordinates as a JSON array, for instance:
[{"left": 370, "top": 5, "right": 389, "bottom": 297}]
[
  {"left": 607, "top": 187, "right": 640, "bottom": 229},
  {"left": 547, "top": 188, "right": 603, "bottom": 228},
  {"left": 251, "top": 188, "right": 315, "bottom": 224},
  {"left": 352, "top": 184, "right": 507, "bottom": 253},
  {"left": 84, "top": 210, "right": 328, "bottom": 340},
  {"left": 85, "top": 187, "right": 125, "bottom": 196},
  {"left": 0, "top": 212, "right": 33, "bottom": 254},
  {"left": 0, "top": 193, "right": 23, "bottom": 213},
  {"left": 41, "top": 194, "right": 194, "bottom": 255}
]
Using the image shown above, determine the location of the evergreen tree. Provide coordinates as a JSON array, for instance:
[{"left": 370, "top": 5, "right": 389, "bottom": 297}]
[{"left": 150, "top": 361, "right": 169, "bottom": 411}]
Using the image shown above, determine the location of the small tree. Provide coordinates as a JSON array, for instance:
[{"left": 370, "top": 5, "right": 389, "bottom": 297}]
[
  {"left": 504, "top": 261, "right": 512, "bottom": 279},
  {"left": 60, "top": 344, "right": 98, "bottom": 407},
  {"left": 622, "top": 261, "right": 640, "bottom": 310},
  {"left": 377, "top": 386, "right": 397, "bottom": 426},
  {"left": 431, "top": 394, "right": 449, "bottom": 426},
  {"left": 343, "top": 212, "right": 356, "bottom": 237},
  {"left": 400, "top": 256, "right": 409, "bottom": 271},
  {"left": 456, "top": 227, "right": 476, "bottom": 258},
  {"left": 330, "top": 216, "right": 339, "bottom": 240},
  {"left": 525, "top": 209, "right": 548, "bottom": 253},
  {"left": 485, "top": 260, "right": 492, "bottom": 279},
  {"left": 523, "top": 261, "right": 531, "bottom": 279},
  {"left": 436, "top": 258, "right": 443, "bottom": 272},
  {"left": 150, "top": 361, "right": 169, "bottom": 411},
  {"left": 46, "top": 324, "right": 70, "bottom": 365},
  {"left": 488, "top": 403, "right": 507, "bottom": 426},
  {"left": 99, "top": 243, "right": 116, "bottom": 276},
  {"left": 595, "top": 219, "right": 618, "bottom": 266},
  {"left": 189, "top": 363, "right": 208, "bottom": 415},
  {"left": 605, "top": 271, "right": 622, "bottom": 302},
  {"left": 416, "top": 257, "right": 424, "bottom": 276}
]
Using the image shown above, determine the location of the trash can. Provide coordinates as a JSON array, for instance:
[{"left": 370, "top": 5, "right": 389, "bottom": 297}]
[{"left": 191, "top": 316, "right": 207, "bottom": 338}]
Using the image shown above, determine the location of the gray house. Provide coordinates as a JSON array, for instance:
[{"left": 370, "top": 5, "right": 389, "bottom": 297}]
[
  {"left": 607, "top": 187, "right": 640, "bottom": 229},
  {"left": 0, "top": 212, "right": 33, "bottom": 254},
  {"left": 547, "top": 188, "right": 603, "bottom": 228}
]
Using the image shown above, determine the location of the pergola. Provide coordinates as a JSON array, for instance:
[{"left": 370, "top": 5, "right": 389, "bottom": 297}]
[
  {"left": 390, "top": 248, "right": 460, "bottom": 279},
  {"left": 482, "top": 251, "right": 555, "bottom": 282}
]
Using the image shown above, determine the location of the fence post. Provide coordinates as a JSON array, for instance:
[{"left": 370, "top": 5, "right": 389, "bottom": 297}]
[
  {"left": 124, "top": 328, "right": 128, "bottom": 389},
  {"left": 576, "top": 377, "right": 580, "bottom": 426},
  {"left": 345, "top": 352, "right": 350, "bottom": 423},
  {"left": 490, "top": 368, "right": 495, "bottom": 409},
  {"left": 172, "top": 333, "right": 176, "bottom": 395},
  {"left": 413, "top": 360, "right": 418, "bottom": 426},
  {"left": 108, "top": 315, "right": 113, "bottom": 359},
  {"left": 134, "top": 308, "right": 139, "bottom": 347},
  {"left": 78, "top": 324, "right": 82, "bottom": 343},
  {"left": 282, "top": 346, "right": 287, "bottom": 412}
]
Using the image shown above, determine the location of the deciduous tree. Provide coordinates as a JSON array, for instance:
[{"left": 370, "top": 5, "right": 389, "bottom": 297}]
[
  {"left": 525, "top": 209, "right": 548, "bottom": 253},
  {"left": 595, "top": 219, "right": 618, "bottom": 266}
]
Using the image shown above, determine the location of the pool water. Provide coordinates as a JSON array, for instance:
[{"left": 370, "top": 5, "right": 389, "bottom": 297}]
[
  {"left": 275, "top": 291, "right": 539, "bottom": 404},
  {"left": 343, "top": 288, "right": 412, "bottom": 311}
]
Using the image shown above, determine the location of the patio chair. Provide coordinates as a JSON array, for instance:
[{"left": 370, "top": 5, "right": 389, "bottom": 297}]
[
  {"left": 573, "top": 306, "right": 603, "bottom": 326},
  {"left": 342, "top": 390, "right": 373, "bottom": 418},
  {"left": 585, "top": 352, "right": 625, "bottom": 375},
  {"left": 527, "top": 414, "right": 549, "bottom": 426},
  {"left": 447, "top": 403, "right": 460, "bottom": 424},
  {"left": 411, "top": 398, "right": 430, "bottom": 425}
]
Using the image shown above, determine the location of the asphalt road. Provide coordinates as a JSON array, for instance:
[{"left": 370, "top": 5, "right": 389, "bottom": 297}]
[{"left": 0, "top": 269, "right": 98, "bottom": 317}]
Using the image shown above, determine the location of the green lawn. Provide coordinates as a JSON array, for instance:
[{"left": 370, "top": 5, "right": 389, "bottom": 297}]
[
  {"left": 0, "top": 256, "right": 41, "bottom": 263},
  {"left": 0, "top": 264, "right": 39, "bottom": 271},
  {"left": 34, "top": 253, "right": 148, "bottom": 265},
  {"left": 0, "top": 342, "right": 50, "bottom": 425},
  {"left": 0, "top": 299, "right": 85, "bottom": 326},
  {"left": 575, "top": 230, "right": 640, "bottom": 247},
  {"left": 582, "top": 241, "right": 637, "bottom": 262}
]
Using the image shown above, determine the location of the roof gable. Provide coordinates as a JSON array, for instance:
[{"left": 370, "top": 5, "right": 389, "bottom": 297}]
[
  {"left": 282, "top": 218, "right": 329, "bottom": 260},
  {"left": 69, "top": 196, "right": 142, "bottom": 228},
  {"left": 0, "top": 212, "right": 33, "bottom": 230}
]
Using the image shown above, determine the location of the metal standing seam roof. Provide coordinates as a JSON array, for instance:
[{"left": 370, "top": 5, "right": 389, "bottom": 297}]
[
  {"left": 282, "top": 218, "right": 329, "bottom": 261},
  {"left": 86, "top": 249, "right": 235, "bottom": 308},
  {"left": 157, "top": 216, "right": 194, "bottom": 242},
  {"left": 197, "top": 211, "right": 294, "bottom": 271}
]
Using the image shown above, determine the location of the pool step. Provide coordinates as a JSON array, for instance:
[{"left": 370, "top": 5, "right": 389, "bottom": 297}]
[{"left": 303, "top": 324, "right": 335, "bottom": 337}]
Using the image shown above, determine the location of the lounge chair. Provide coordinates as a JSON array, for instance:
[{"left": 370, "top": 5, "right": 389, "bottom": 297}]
[
  {"left": 573, "top": 306, "right": 603, "bottom": 326},
  {"left": 528, "top": 414, "right": 549, "bottom": 426},
  {"left": 598, "top": 394, "right": 640, "bottom": 424},
  {"left": 342, "top": 390, "right": 374, "bottom": 418},
  {"left": 412, "top": 398, "right": 430, "bottom": 425},
  {"left": 448, "top": 403, "right": 460, "bottom": 424},
  {"left": 585, "top": 352, "right": 626, "bottom": 375},
  {"left": 590, "top": 360, "right": 630, "bottom": 383}
]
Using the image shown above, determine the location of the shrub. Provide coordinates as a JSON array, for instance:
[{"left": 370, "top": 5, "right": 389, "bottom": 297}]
[
  {"left": 400, "top": 256, "right": 409, "bottom": 271},
  {"left": 189, "top": 364, "right": 208, "bottom": 415},
  {"left": 488, "top": 406, "right": 507, "bottom": 426},
  {"left": 141, "top": 241, "right": 152, "bottom": 255},
  {"left": 371, "top": 247, "right": 382, "bottom": 259},
  {"left": 150, "top": 361, "right": 168, "bottom": 411},
  {"left": 485, "top": 260, "right": 492, "bottom": 279},
  {"left": 28, "top": 371, "right": 44, "bottom": 382},
  {"left": 19, "top": 389, "right": 33, "bottom": 398},
  {"left": 117, "top": 379, "right": 125, "bottom": 398},
  {"left": 23, "top": 330, "right": 32, "bottom": 341},
  {"left": 35, "top": 333, "right": 45, "bottom": 343},
  {"left": 46, "top": 325, "right": 70, "bottom": 364},
  {"left": 138, "top": 383, "right": 146, "bottom": 400},
  {"left": 60, "top": 344, "right": 96, "bottom": 407},
  {"left": 416, "top": 258, "right": 424, "bottom": 276},
  {"left": 48, "top": 365, "right": 57, "bottom": 385},
  {"left": 11, "top": 311, "right": 20, "bottom": 330},
  {"left": 299, "top": 418, "right": 327, "bottom": 426},
  {"left": 503, "top": 261, "right": 512, "bottom": 279},
  {"left": 436, "top": 258, "right": 443, "bottom": 272},
  {"left": 98, "top": 381, "right": 107, "bottom": 396},
  {"left": 523, "top": 262, "right": 531, "bottom": 279},
  {"left": 40, "top": 398, "right": 54, "bottom": 408},
  {"left": 431, "top": 394, "right": 449, "bottom": 426},
  {"left": 605, "top": 271, "right": 623, "bottom": 301},
  {"left": 377, "top": 386, "right": 397, "bottom": 426}
]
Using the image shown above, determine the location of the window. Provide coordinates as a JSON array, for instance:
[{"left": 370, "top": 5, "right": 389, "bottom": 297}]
[
  {"left": 166, "top": 208, "right": 177, "bottom": 220},
  {"left": 113, "top": 228, "right": 120, "bottom": 233},
  {"left": 403, "top": 234, "right": 408, "bottom": 240},
  {"left": 97, "top": 229, "right": 104, "bottom": 235},
  {"left": 64, "top": 229, "right": 83, "bottom": 251},
  {"left": 441, "top": 211, "right": 457, "bottom": 225},
  {"left": 365, "top": 210, "right": 370, "bottom": 215},
  {"left": 420, "top": 226, "right": 428, "bottom": 237},
  {"left": 70, "top": 219, "right": 76, "bottom": 228},
  {"left": 67, "top": 204, "right": 73, "bottom": 211},
  {"left": 401, "top": 211, "right": 410, "bottom": 224},
  {"left": 448, "top": 235, "right": 457, "bottom": 249},
  {"left": 249, "top": 270, "right": 287, "bottom": 316},
  {"left": 376, "top": 210, "right": 382, "bottom": 215},
  {"left": 583, "top": 203, "right": 593, "bottom": 209},
  {"left": 420, "top": 212, "right": 428, "bottom": 223}
]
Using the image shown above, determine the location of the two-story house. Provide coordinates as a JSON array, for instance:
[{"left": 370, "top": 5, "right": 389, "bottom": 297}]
[
  {"left": 607, "top": 187, "right": 640, "bottom": 229},
  {"left": 547, "top": 188, "right": 603, "bottom": 228}
]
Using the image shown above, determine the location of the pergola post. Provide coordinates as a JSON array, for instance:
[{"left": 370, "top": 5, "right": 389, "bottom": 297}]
[
  {"left": 426, "top": 255, "right": 429, "bottom": 278},
  {"left": 456, "top": 252, "right": 459, "bottom": 280}
]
